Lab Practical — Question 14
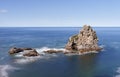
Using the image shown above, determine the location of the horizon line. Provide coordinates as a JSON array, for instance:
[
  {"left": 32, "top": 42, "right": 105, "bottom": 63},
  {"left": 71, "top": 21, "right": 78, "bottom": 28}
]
[{"left": 0, "top": 26, "right": 120, "bottom": 28}]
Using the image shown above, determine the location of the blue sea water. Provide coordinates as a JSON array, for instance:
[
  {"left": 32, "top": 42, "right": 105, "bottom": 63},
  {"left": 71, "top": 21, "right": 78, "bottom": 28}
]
[{"left": 0, "top": 27, "right": 120, "bottom": 77}]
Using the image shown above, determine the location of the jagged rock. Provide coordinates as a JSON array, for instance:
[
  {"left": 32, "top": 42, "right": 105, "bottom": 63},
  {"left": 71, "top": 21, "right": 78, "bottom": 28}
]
[
  {"left": 44, "top": 50, "right": 63, "bottom": 54},
  {"left": 9, "top": 47, "right": 40, "bottom": 56},
  {"left": 9, "top": 47, "right": 34, "bottom": 54},
  {"left": 9, "top": 47, "right": 24, "bottom": 54},
  {"left": 23, "top": 49, "right": 40, "bottom": 57},
  {"left": 65, "top": 25, "right": 102, "bottom": 53}
]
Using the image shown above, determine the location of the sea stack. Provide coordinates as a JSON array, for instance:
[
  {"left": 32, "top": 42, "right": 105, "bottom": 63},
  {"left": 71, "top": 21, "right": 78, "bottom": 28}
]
[{"left": 65, "top": 25, "right": 102, "bottom": 53}]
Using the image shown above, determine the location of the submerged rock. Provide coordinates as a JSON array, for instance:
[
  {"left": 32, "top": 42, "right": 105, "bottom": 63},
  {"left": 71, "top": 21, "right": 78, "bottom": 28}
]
[
  {"left": 63, "top": 51, "right": 79, "bottom": 54},
  {"left": 44, "top": 50, "right": 63, "bottom": 54},
  {"left": 23, "top": 49, "right": 40, "bottom": 57},
  {"left": 65, "top": 25, "right": 102, "bottom": 53}
]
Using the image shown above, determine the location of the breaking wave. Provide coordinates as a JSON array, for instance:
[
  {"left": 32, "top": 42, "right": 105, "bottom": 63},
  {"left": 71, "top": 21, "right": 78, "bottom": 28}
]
[
  {"left": 13, "top": 46, "right": 102, "bottom": 64},
  {"left": 14, "top": 47, "right": 66, "bottom": 64},
  {"left": 0, "top": 65, "right": 19, "bottom": 77},
  {"left": 36, "top": 47, "right": 66, "bottom": 54}
]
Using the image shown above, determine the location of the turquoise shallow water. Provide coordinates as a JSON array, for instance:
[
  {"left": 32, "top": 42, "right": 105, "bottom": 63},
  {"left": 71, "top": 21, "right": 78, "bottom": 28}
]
[{"left": 0, "top": 27, "right": 120, "bottom": 77}]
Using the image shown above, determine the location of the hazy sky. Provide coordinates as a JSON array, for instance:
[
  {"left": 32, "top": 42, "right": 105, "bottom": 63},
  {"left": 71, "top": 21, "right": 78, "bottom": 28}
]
[{"left": 0, "top": 0, "right": 120, "bottom": 27}]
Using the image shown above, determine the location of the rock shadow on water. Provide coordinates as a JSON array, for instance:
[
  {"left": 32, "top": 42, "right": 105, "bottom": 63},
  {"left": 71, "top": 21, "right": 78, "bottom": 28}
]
[
  {"left": 64, "top": 53, "right": 99, "bottom": 77},
  {"left": 78, "top": 54, "right": 98, "bottom": 77}
]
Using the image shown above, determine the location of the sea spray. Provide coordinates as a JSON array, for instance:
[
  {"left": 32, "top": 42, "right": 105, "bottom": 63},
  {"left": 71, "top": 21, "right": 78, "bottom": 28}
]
[
  {"left": 13, "top": 47, "right": 66, "bottom": 64},
  {"left": 0, "top": 65, "right": 19, "bottom": 77},
  {"left": 115, "top": 67, "right": 120, "bottom": 77},
  {"left": 12, "top": 46, "right": 103, "bottom": 64},
  {"left": 36, "top": 47, "right": 66, "bottom": 54}
]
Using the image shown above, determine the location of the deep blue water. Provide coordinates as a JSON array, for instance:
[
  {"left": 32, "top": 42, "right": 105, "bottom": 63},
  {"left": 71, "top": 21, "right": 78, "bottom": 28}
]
[{"left": 0, "top": 27, "right": 120, "bottom": 77}]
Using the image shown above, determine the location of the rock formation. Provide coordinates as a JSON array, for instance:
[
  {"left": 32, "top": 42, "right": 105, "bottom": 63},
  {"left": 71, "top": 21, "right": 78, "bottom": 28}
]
[
  {"left": 44, "top": 50, "right": 63, "bottom": 54},
  {"left": 9, "top": 47, "right": 39, "bottom": 57},
  {"left": 9, "top": 25, "right": 102, "bottom": 56},
  {"left": 9, "top": 47, "right": 24, "bottom": 54},
  {"left": 65, "top": 25, "right": 102, "bottom": 53},
  {"left": 23, "top": 49, "right": 40, "bottom": 57}
]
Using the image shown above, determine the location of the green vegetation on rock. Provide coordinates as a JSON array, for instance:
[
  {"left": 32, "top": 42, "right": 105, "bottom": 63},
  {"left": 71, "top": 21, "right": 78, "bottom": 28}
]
[{"left": 69, "top": 34, "right": 78, "bottom": 42}]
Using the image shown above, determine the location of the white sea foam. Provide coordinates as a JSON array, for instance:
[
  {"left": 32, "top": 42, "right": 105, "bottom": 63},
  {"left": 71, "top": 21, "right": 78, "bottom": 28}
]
[
  {"left": 115, "top": 67, "right": 120, "bottom": 77},
  {"left": 14, "top": 47, "right": 66, "bottom": 58},
  {"left": 14, "top": 50, "right": 35, "bottom": 58},
  {"left": 99, "top": 45, "right": 105, "bottom": 51},
  {"left": 14, "top": 56, "right": 41, "bottom": 64},
  {"left": 100, "top": 45, "right": 105, "bottom": 48},
  {"left": 14, "top": 47, "right": 66, "bottom": 64},
  {"left": 13, "top": 46, "right": 102, "bottom": 64},
  {"left": 36, "top": 47, "right": 66, "bottom": 54},
  {"left": 0, "top": 65, "right": 19, "bottom": 77},
  {"left": 36, "top": 47, "right": 68, "bottom": 57}
]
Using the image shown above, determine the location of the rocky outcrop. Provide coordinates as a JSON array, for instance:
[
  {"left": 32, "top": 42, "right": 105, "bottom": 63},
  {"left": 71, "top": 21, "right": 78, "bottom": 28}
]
[
  {"left": 44, "top": 50, "right": 63, "bottom": 54},
  {"left": 9, "top": 25, "right": 102, "bottom": 56},
  {"left": 65, "top": 25, "right": 102, "bottom": 53},
  {"left": 23, "top": 49, "right": 40, "bottom": 57},
  {"left": 21, "top": 48, "right": 33, "bottom": 50},
  {"left": 9, "top": 47, "right": 39, "bottom": 57},
  {"left": 9, "top": 47, "right": 24, "bottom": 54}
]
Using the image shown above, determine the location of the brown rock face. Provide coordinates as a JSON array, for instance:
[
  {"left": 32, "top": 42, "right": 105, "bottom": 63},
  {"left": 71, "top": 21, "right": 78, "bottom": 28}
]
[
  {"left": 65, "top": 25, "right": 102, "bottom": 53},
  {"left": 9, "top": 47, "right": 23, "bottom": 54},
  {"left": 21, "top": 48, "right": 33, "bottom": 50},
  {"left": 9, "top": 47, "right": 40, "bottom": 57},
  {"left": 9, "top": 47, "right": 39, "bottom": 54},
  {"left": 44, "top": 50, "right": 63, "bottom": 54},
  {"left": 23, "top": 49, "right": 39, "bottom": 57}
]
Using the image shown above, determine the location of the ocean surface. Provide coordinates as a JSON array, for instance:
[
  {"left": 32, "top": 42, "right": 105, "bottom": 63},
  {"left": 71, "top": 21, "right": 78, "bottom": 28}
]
[{"left": 0, "top": 27, "right": 120, "bottom": 77}]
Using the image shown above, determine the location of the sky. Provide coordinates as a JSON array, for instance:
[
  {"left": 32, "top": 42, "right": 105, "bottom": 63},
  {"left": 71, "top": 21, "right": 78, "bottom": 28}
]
[{"left": 0, "top": 0, "right": 120, "bottom": 27}]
